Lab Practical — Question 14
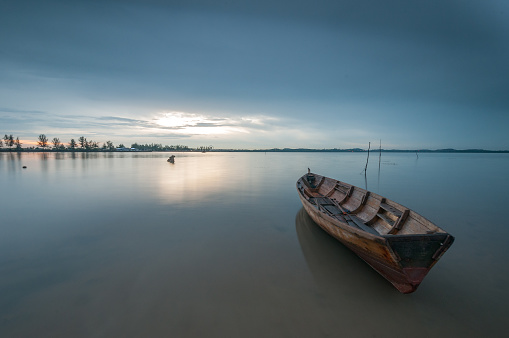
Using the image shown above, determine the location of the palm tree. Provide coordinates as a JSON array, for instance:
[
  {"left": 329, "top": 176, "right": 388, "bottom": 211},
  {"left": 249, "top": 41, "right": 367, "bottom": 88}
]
[
  {"left": 52, "top": 137, "right": 61, "bottom": 149},
  {"left": 37, "top": 134, "right": 48, "bottom": 149},
  {"left": 3, "top": 135, "right": 14, "bottom": 150},
  {"left": 78, "top": 136, "right": 87, "bottom": 149},
  {"left": 69, "top": 139, "right": 77, "bottom": 150},
  {"left": 15, "top": 137, "right": 22, "bottom": 150}
]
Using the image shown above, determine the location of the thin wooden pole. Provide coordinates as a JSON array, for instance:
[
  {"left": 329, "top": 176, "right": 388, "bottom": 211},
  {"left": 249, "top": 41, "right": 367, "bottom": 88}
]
[{"left": 364, "top": 142, "right": 371, "bottom": 173}]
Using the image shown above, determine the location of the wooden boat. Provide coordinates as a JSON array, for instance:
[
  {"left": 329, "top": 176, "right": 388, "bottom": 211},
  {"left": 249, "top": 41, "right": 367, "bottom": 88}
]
[{"left": 297, "top": 172, "right": 454, "bottom": 293}]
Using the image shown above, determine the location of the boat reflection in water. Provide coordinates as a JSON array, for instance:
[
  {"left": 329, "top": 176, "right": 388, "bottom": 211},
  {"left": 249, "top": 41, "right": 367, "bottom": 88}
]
[
  {"left": 295, "top": 207, "right": 395, "bottom": 295},
  {"left": 295, "top": 207, "right": 475, "bottom": 337}
]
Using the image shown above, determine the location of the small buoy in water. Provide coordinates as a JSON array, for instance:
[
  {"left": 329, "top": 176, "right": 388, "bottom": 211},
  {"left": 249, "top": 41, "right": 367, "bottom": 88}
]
[{"left": 22, "top": 166, "right": 27, "bottom": 169}]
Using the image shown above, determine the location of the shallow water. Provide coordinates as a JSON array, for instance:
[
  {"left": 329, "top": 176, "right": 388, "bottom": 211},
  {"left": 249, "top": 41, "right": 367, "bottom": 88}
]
[{"left": 1, "top": 151, "right": 508, "bottom": 337}]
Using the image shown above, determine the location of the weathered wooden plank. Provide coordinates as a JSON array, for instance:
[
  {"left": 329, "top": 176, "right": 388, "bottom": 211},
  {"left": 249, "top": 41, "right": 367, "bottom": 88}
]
[
  {"left": 323, "top": 204, "right": 341, "bottom": 215},
  {"left": 361, "top": 191, "right": 370, "bottom": 205},
  {"left": 391, "top": 208, "right": 410, "bottom": 233},
  {"left": 349, "top": 214, "right": 380, "bottom": 235},
  {"left": 380, "top": 202, "right": 403, "bottom": 217},
  {"left": 377, "top": 213, "right": 395, "bottom": 226}
]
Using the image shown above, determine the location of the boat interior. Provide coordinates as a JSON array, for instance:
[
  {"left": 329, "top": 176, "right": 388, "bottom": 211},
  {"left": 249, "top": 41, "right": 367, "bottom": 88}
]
[{"left": 297, "top": 173, "right": 444, "bottom": 236}]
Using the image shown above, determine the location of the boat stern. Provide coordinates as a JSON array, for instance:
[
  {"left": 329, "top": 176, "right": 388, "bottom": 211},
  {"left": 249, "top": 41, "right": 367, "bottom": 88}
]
[{"left": 385, "top": 233, "right": 455, "bottom": 292}]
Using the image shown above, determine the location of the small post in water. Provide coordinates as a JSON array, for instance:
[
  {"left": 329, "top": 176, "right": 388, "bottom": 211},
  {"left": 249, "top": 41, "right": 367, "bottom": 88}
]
[{"left": 364, "top": 142, "right": 371, "bottom": 174}]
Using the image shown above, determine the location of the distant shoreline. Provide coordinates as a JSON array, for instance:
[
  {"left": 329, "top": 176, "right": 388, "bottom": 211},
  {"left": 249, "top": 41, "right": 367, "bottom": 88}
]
[{"left": 1, "top": 148, "right": 508, "bottom": 153}]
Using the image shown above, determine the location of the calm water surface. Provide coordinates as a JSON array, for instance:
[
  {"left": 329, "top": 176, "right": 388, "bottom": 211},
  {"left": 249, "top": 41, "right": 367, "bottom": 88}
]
[{"left": 1, "top": 152, "right": 508, "bottom": 337}]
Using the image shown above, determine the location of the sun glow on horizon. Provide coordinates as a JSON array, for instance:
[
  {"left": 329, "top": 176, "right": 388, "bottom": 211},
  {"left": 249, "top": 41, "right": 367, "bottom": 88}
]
[
  {"left": 153, "top": 112, "right": 250, "bottom": 136},
  {"left": 155, "top": 112, "right": 203, "bottom": 128}
]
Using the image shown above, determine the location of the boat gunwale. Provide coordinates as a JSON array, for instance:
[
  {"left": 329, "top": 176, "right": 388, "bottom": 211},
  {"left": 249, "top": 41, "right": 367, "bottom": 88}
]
[{"left": 297, "top": 173, "right": 446, "bottom": 236}]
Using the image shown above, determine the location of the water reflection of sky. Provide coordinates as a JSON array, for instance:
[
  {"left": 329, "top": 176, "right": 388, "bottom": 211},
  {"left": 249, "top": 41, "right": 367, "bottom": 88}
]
[{"left": 1, "top": 152, "right": 508, "bottom": 337}]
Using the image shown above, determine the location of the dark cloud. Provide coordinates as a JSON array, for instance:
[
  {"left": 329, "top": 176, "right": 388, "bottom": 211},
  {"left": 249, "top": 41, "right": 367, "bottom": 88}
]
[{"left": 1, "top": 0, "right": 508, "bottom": 149}]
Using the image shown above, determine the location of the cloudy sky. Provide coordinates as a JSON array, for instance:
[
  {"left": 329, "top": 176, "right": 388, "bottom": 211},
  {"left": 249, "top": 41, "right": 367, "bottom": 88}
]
[{"left": 1, "top": 0, "right": 508, "bottom": 149}]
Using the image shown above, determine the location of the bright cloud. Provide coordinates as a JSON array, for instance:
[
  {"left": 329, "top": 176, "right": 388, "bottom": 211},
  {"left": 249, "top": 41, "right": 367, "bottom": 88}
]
[
  {"left": 154, "top": 112, "right": 205, "bottom": 129},
  {"left": 151, "top": 111, "right": 274, "bottom": 136}
]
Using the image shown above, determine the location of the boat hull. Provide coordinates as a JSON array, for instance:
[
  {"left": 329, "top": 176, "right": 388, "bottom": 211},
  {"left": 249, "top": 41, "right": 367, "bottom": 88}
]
[{"left": 297, "top": 182, "right": 453, "bottom": 293}]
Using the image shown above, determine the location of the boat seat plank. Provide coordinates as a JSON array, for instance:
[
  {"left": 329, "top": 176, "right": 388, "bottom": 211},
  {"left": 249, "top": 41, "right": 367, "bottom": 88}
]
[
  {"left": 300, "top": 178, "right": 312, "bottom": 189},
  {"left": 323, "top": 204, "right": 342, "bottom": 215},
  {"left": 329, "top": 183, "right": 352, "bottom": 195},
  {"left": 349, "top": 214, "right": 380, "bottom": 235},
  {"left": 377, "top": 213, "right": 395, "bottom": 226},
  {"left": 331, "top": 213, "right": 363, "bottom": 231},
  {"left": 388, "top": 209, "right": 410, "bottom": 234},
  {"left": 304, "top": 190, "right": 316, "bottom": 198},
  {"left": 380, "top": 202, "right": 403, "bottom": 217},
  {"left": 315, "top": 176, "right": 325, "bottom": 189},
  {"left": 361, "top": 191, "right": 370, "bottom": 205},
  {"left": 312, "top": 195, "right": 379, "bottom": 235},
  {"left": 337, "top": 201, "right": 379, "bottom": 235},
  {"left": 326, "top": 183, "right": 348, "bottom": 197},
  {"left": 335, "top": 186, "right": 348, "bottom": 194},
  {"left": 314, "top": 197, "right": 331, "bottom": 205}
]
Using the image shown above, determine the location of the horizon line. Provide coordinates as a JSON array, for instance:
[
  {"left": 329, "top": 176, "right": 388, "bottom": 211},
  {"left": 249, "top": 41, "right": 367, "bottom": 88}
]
[{"left": 1, "top": 148, "right": 508, "bottom": 153}]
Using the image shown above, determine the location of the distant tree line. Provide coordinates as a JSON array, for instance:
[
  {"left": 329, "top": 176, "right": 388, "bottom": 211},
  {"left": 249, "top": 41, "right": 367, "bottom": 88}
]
[
  {"left": 130, "top": 143, "right": 190, "bottom": 151},
  {"left": 130, "top": 143, "right": 213, "bottom": 152},
  {"left": 197, "top": 145, "right": 213, "bottom": 152},
  {"left": 30, "top": 134, "right": 116, "bottom": 151},
  {"left": 1, "top": 133, "right": 205, "bottom": 152},
  {"left": 1, "top": 134, "right": 22, "bottom": 150}
]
